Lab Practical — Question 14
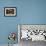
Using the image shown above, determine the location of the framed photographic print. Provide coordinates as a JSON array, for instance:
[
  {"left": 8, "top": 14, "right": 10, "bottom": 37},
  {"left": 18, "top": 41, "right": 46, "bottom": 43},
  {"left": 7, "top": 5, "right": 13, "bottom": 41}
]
[{"left": 4, "top": 7, "right": 16, "bottom": 17}]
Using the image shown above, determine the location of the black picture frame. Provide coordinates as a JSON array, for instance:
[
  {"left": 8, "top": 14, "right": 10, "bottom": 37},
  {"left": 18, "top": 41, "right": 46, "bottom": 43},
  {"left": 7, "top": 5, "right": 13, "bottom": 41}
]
[{"left": 4, "top": 7, "right": 17, "bottom": 17}]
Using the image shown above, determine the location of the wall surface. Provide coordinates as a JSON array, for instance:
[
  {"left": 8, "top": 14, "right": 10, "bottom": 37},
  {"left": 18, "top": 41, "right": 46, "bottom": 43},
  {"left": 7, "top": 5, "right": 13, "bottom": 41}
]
[{"left": 0, "top": 0, "right": 46, "bottom": 45}]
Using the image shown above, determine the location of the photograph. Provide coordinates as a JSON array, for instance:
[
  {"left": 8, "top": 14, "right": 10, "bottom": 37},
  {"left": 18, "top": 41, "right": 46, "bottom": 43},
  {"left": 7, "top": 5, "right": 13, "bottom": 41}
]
[{"left": 4, "top": 7, "right": 16, "bottom": 17}]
